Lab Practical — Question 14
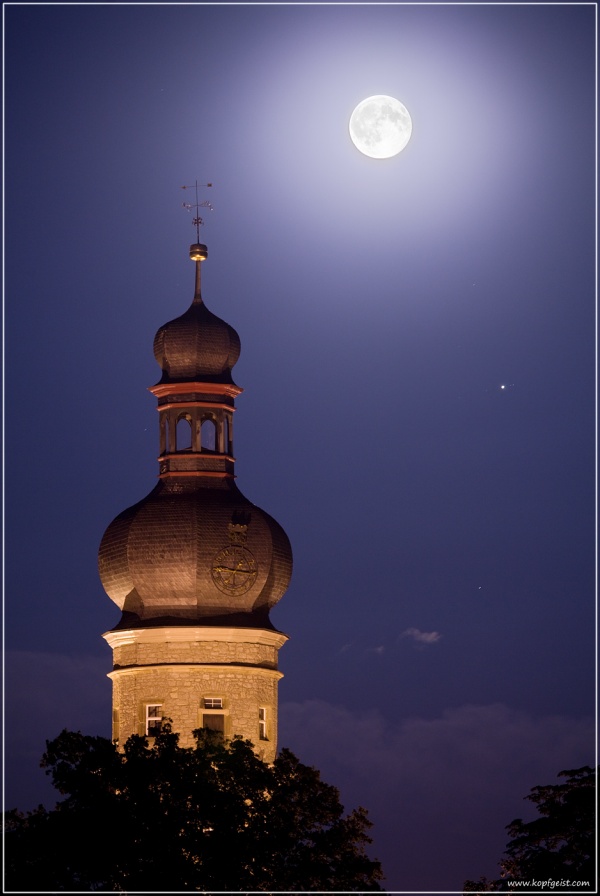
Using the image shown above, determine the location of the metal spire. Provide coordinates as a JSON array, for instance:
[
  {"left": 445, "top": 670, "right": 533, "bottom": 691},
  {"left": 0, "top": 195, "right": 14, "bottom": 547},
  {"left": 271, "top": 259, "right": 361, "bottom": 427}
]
[{"left": 182, "top": 181, "right": 213, "bottom": 298}]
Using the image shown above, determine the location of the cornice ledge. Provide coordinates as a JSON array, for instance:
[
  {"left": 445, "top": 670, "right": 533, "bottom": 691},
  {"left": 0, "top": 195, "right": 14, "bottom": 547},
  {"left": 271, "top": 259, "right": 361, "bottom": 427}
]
[{"left": 103, "top": 626, "right": 288, "bottom": 650}]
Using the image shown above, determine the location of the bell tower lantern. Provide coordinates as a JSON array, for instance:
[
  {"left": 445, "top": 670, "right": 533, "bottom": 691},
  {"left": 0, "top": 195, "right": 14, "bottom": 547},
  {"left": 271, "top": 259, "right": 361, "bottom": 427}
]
[{"left": 98, "top": 191, "right": 292, "bottom": 761}]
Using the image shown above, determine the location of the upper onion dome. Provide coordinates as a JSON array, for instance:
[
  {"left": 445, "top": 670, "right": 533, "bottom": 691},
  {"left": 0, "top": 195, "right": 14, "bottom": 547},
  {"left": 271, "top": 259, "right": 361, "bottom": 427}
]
[{"left": 153, "top": 296, "right": 241, "bottom": 385}]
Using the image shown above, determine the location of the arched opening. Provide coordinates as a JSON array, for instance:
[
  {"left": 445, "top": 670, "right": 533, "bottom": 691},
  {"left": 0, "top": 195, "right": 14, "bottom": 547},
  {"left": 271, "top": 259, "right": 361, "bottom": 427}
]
[
  {"left": 160, "top": 415, "right": 168, "bottom": 455},
  {"left": 224, "top": 415, "right": 231, "bottom": 455},
  {"left": 176, "top": 416, "right": 192, "bottom": 451},
  {"left": 201, "top": 417, "right": 216, "bottom": 452}
]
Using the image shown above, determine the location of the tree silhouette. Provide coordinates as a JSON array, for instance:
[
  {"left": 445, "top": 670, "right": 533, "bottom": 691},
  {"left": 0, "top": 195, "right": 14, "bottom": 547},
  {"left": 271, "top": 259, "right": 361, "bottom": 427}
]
[
  {"left": 464, "top": 766, "right": 596, "bottom": 893},
  {"left": 5, "top": 724, "right": 383, "bottom": 892}
]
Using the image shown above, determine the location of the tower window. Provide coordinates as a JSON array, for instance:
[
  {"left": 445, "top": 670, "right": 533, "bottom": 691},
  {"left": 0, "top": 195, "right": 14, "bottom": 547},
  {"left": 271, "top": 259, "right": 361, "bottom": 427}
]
[
  {"left": 204, "top": 696, "right": 223, "bottom": 709},
  {"left": 201, "top": 418, "right": 216, "bottom": 452},
  {"left": 202, "top": 697, "right": 225, "bottom": 735},
  {"left": 145, "top": 704, "right": 162, "bottom": 736},
  {"left": 224, "top": 415, "right": 231, "bottom": 455},
  {"left": 176, "top": 416, "right": 192, "bottom": 450},
  {"left": 160, "top": 415, "right": 168, "bottom": 455},
  {"left": 259, "top": 707, "right": 268, "bottom": 741},
  {"left": 202, "top": 713, "right": 225, "bottom": 733}
]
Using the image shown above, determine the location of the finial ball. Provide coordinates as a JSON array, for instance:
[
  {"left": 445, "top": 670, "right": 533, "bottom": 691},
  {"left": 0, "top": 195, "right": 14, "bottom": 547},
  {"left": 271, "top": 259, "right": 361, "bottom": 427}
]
[{"left": 190, "top": 243, "right": 208, "bottom": 262}]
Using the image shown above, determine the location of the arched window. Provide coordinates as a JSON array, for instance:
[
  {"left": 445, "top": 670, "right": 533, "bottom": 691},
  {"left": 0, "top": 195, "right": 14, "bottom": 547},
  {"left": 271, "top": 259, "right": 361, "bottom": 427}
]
[
  {"left": 224, "top": 415, "right": 231, "bottom": 455},
  {"left": 176, "top": 416, "right": 192, "bottom": 451},
  {"left": 160, "top": 415, "right": 169, "bottom": 454},
  {"left": 201, "top": 417, "right": 216, "bottom": 452}
]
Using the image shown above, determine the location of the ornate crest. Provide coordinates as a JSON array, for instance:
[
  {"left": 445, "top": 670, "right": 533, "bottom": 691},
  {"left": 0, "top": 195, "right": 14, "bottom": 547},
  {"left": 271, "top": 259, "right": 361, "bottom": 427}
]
[{"left": 211, "top": 514, "right": 258, "bottom": 596}]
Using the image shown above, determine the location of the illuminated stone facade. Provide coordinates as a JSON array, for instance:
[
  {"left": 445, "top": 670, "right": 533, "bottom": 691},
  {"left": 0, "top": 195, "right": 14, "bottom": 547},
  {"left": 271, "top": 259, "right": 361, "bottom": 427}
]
[{"left": 99, "top": 239, "right": 292, "bottom": 760}]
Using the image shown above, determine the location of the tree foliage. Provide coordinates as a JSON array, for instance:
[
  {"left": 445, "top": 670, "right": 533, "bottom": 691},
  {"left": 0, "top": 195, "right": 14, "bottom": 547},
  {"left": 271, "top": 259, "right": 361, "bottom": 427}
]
[
  {"left": 4, "top": 724, "right": 383, "bottom": 892},
  {"left": 464, "top": 766, "right": 597, "bottom": 893}
]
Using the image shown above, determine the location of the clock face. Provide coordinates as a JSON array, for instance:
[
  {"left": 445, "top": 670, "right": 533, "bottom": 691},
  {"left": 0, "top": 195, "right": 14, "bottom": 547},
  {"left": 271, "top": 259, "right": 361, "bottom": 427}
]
[{"left": 211, "top": 544, "right": 258, "bottom": 596}]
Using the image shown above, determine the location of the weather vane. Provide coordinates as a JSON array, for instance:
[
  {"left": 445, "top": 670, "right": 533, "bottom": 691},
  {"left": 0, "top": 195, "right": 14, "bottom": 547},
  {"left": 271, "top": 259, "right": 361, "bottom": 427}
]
[{"left": 181, "top": 180, "right": 213, "bottom": 242}]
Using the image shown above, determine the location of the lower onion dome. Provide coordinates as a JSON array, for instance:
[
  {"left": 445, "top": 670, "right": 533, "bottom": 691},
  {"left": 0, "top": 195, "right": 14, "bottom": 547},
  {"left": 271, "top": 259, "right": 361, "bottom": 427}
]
[{"left": 98, "top": 478, "right": 292, "bottom": 630}]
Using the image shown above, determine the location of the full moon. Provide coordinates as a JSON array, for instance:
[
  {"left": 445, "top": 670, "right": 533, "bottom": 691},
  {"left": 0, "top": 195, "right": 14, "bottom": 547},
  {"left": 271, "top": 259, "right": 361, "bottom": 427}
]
[{"left": 349, "top": 95, "right": 412, "bottom": 159}]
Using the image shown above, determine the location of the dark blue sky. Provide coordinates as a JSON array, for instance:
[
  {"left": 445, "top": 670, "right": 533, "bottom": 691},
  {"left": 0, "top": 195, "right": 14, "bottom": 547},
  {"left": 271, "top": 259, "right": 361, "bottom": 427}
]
[{"left": 4, "top": 3, "right": 596, "bottom": 891}]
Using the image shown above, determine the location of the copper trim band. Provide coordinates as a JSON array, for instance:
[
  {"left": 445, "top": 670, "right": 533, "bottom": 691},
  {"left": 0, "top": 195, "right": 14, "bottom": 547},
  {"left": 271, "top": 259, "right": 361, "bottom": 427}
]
[
  {"left": 156, "top": 401, "right": 237, "bottom": 412},
  {"left": 158, "top": 470, "right": 235, "bottom": 479},
  {"left": 150, "top": 382, "right": 243, "bottom": 399},
  {"left": 158, "top": 452, "right": 235, "bottom": 462}
]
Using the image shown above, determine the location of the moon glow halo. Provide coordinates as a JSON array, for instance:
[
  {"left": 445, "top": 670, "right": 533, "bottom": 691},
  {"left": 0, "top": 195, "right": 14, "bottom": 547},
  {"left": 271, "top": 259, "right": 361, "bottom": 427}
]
[{"left": 349, "top": 95, "right": 412, "bottom": 159}]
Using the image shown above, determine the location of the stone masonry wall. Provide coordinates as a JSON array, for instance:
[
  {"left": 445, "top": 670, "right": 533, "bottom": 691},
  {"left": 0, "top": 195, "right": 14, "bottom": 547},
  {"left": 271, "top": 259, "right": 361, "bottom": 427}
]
[
  {"left": 112, "top": 639, "right": 278, "bottom": 670},
  {"left": 110, "top": 663, "right": 281, "bottom": 764}
]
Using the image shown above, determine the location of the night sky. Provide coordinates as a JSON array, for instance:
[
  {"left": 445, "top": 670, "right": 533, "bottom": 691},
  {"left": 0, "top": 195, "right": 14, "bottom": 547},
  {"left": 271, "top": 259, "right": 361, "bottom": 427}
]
[{"left": 4, "top": 3, "right": 596, "bottom": 891}]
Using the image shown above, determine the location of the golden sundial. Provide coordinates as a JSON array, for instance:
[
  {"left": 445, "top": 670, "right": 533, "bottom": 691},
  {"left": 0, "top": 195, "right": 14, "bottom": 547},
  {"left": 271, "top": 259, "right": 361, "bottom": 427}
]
[{"left": 211, "top": 522, "right": 258, "bottom": 596}]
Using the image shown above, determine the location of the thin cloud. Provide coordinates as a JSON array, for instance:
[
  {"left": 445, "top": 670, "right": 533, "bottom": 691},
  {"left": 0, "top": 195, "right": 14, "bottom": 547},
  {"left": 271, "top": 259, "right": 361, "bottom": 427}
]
[
  {"left": 361, "top": 645, "right": 385, "bottom": 657},
  {"left": 5, "top": 650, "right": 112, "bottom": 811},
  {"left": 279, "top": 700, "right": 595, "bottom": 891},
  {"left": 402, "top": 626, "right": 441, "bottom": 644}
]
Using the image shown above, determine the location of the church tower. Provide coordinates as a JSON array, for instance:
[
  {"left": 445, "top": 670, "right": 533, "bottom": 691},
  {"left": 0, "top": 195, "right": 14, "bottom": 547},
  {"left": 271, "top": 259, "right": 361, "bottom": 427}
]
[{"left": 98, "top": 210, "right": 292, "bottom": 762}]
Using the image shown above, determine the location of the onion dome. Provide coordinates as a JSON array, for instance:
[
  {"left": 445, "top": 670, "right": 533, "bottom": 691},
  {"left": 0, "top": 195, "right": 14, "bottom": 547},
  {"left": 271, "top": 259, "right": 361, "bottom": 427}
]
[
  {"left": 99, "top": 233, "right": 292, "bottom": 632},
  {"left": 153, "top": 295, "right": 240, "bottom": 386},
  {"left": 98, "top": 478, "right": 292, "bottom": 630}
]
